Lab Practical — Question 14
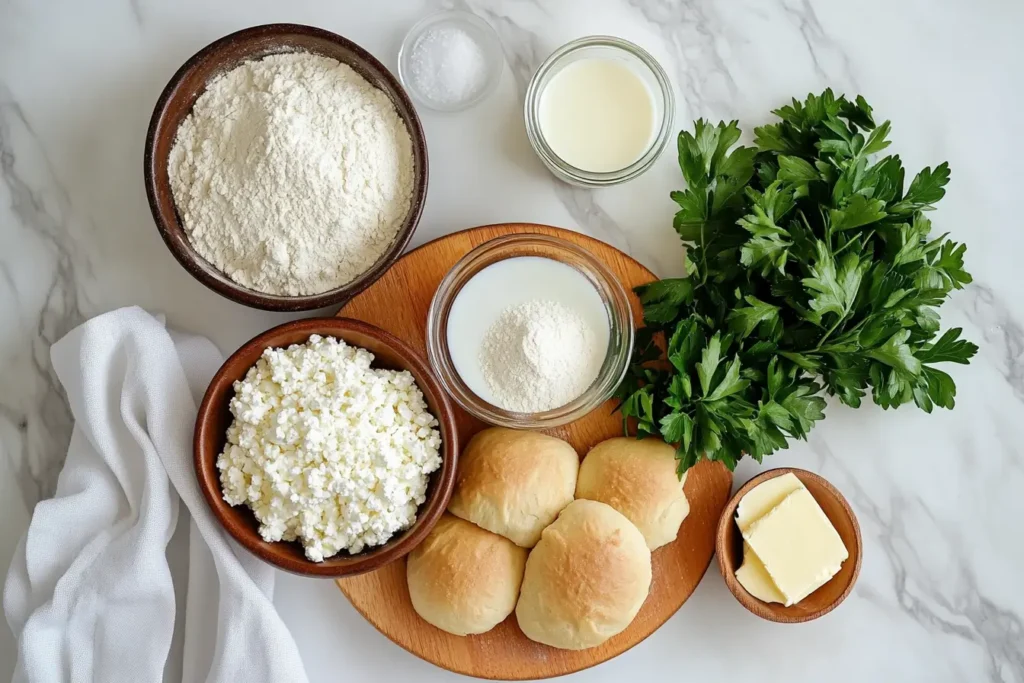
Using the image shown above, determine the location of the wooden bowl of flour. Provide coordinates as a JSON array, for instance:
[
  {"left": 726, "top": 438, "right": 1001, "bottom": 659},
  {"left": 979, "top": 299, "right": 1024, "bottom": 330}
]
[{"left": 144, "top": 24, "right": 428, "bottom": 311}]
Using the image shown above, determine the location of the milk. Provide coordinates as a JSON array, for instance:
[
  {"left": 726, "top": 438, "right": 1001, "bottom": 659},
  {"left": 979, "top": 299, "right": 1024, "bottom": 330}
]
[
  {"left": 538, "top": 58, "right": 656, "bottom": 173},
  {"left": 447, "top": 256, "right": 610, "bottom": 405}
]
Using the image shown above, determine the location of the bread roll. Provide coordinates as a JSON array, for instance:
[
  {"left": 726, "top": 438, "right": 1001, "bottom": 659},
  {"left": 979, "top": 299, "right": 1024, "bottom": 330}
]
[
  {"left": 575, "top": 437, "right": 689, "bottom": 550},
  {"left": 515, "top": 499, "right": 651, "bottom": 650},
  {"left": 448, "top": 427, "right": 578, "bottom": 548},
  {"left": 407, "top": 513, "right": 527, "bottom": 636}
]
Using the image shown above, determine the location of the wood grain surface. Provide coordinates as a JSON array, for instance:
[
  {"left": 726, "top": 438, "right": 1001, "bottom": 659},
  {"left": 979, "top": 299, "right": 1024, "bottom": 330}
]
[{"left": 335, "top": 223, "right": 733, "bottom": 680}]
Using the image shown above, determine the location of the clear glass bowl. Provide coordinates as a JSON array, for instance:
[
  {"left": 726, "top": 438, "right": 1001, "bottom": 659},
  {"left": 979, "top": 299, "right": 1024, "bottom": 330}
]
[
  {"left": 426, "top": 233, "right": 635, "bottom": 429},
  {"left": 398, "top": 10, "right": 504, "bottom": 113},
  {"left": 524, "top": 35, "right": 674, "bottom": 186}
]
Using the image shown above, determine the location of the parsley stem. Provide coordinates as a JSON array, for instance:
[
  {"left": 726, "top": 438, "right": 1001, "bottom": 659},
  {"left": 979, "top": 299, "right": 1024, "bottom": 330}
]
[
  {"left": 834, "top": 229, "right": 875, "bottom": 258},
  {"left": 833, "top": 238, "right": 856, "bottom": 257},
  {"left": 699, "top": 219, "right": 709, "bottom": 286},
  {"left": 800, "top": 210, "right": 814, "bottom": 235},
  {"left": 819, "top": 317, "right": 868, "bottom": 352},
  {"left": 814, "top": 316, "right": 845, "bottom": 350}
]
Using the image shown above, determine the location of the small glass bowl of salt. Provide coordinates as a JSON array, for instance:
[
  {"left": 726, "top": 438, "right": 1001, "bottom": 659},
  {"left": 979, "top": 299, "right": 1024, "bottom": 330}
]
[{"left": 398, "top": 10, "right": 504, "bottom": 112}]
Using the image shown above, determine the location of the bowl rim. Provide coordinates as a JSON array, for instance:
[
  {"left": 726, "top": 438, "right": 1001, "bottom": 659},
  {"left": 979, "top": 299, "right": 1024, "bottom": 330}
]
[
  {"left": 144, "top": 23, "right": 429, "bottom": 312},
  {"left": 193, "top": 316, "right": 459, "bottom": 577},
  {"left": 715, "top": 466, "right": 863, "bottom": 623},
  {"left": 425, "top": 232, "right": 635, "bottom": 428}
]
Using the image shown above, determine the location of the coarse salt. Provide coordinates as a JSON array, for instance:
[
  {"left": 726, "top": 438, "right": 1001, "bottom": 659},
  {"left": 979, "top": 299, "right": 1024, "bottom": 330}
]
[{"left": 408, "top": 25, "right": 488, "bottom": 107}]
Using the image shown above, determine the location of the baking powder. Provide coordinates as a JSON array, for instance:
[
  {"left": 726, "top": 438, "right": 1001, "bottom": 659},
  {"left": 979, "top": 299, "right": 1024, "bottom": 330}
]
[{"left": 479, "top": 299, "right": 603, "bottom": 412}]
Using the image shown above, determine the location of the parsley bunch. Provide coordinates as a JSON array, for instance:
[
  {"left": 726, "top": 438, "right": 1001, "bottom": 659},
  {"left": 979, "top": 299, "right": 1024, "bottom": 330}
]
[{"left": 616, "top": 90, "right": 977, "bottom": 477}]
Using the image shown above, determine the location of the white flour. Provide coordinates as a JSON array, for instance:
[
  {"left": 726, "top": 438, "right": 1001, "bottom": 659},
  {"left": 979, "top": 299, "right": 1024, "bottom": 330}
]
[
  {"left": 480, "top": 299, "right": 603, "bottom": 412},
  {"left": 168, "top": 52, "right": 415, "bottom": 296}
]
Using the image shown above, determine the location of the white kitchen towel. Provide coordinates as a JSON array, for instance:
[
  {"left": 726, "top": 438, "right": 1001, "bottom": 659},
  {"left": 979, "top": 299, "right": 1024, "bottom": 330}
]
[{"left": 3, "top": 306, "right": 309, "bottom": 683}]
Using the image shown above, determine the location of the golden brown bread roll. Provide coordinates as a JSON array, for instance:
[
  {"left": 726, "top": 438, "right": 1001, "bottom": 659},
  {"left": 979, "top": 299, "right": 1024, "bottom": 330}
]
[
  {"left": 515, "top": 499, "right": 652, "bottom": 650},
  {"left": 406, "top": 514, "right": 527, "bottom": 636},
  {"left": 575, "top": 437, "right": 689, "bottom": 550},
  {"left": 448, "top": 427, "right": 578, "bottom": 548}
]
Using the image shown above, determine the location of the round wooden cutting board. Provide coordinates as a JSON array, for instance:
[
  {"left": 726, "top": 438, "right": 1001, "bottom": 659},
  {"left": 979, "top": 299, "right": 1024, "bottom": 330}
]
[{"left": 336, "top": 223, "right": 732, "bottom": 680}]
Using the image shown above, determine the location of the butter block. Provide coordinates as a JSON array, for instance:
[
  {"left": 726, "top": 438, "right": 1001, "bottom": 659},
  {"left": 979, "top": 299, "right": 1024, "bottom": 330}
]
[
  {"left": 734, "top": 473, "right": 806, "bottom": 604},
  {"left": 735, "top": 542, "right": 787, "bottom": 604},
  {"left": 742, "top": 487, "right": 848, "bottom": 606},
  {"left": 735, "top": 472, "right": 805, "bottom": 532}
]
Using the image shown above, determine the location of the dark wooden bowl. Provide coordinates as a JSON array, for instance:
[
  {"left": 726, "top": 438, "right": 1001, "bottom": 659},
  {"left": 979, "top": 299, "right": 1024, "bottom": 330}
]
[
  {"left": 144, "top": 24, "right": 428, "bottom": 311},
  {"left": 716, "top": 467, "right": 862, "bottom": 623},
  {"left": 194, "top": 318, "right": 458, "bottom": 577}
]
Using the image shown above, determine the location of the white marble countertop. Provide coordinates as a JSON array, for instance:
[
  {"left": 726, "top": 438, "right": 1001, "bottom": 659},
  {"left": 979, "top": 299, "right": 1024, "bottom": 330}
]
[{"left": 3, "top": 0, "right": 1023, "bottom": 681}]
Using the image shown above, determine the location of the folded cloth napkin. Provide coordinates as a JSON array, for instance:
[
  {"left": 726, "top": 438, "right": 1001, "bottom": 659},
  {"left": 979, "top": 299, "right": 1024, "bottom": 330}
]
[{"left": 4, "top": 307, "right": 309, "bottom": 683}]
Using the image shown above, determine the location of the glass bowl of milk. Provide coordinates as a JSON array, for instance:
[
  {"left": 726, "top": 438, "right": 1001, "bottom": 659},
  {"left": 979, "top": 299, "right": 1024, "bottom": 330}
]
[
  {"left": 426, "top": 233, "right": 634, "bottom": 428},
  {"left": 524, "top": 36, "right": 674, "bottom": 186}
]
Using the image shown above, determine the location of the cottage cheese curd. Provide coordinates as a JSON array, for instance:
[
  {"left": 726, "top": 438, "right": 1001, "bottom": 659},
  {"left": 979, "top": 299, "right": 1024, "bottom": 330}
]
[{"left": 217, "top": 335, "right": 443, "bottom": 562}]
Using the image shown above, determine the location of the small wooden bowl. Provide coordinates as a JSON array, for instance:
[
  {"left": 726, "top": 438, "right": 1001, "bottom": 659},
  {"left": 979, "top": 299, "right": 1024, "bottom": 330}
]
[
  {"left": 716, "top": 468, "right": 862, "bottom": 623},
  {"left": 144, "top": 24, "right": 428, "bottom": 311},
  {"left": 194, "top": 318, "right": 458, "bottom": 577}
]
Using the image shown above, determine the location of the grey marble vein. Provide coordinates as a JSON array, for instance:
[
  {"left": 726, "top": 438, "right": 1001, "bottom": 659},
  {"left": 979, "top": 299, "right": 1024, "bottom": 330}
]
[
  {"left": 627, "top": 0, "right": 740, "bottom": 119},
  {"left": 128, "top": 0, "right": 143, "bottom": 26},
  {"left": 815, "top": 437, "right": 1024, "bottom": 683},
  {"left": 0, "top": 84, "right": 84, "bottom": 506},
  {"left": 1, "top": 1, "right": 1022, "bottom": 680},
  {"left": 775, "top": 0, "right": 860, "bottom": 91},
  {"left": 454, "top": 0, "right": 655, "bottom": 268},
  {"left": 963, "top": 283, "right": 1024, "bottom": 404}
]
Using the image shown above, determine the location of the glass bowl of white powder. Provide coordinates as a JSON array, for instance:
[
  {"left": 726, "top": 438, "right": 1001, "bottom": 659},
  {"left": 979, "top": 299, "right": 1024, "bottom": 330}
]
[
  {"left": 426, "top": 233, "right": 634, "bottom": 429},
  {"left": 398, "top": 11, "right": 504, "bottom": 112}
]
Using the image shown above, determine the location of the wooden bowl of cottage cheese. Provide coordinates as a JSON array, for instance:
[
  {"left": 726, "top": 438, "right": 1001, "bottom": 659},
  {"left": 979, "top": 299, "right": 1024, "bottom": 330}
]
[
  {"left": 194, "top": 317, "right": 458, "bottom": 577},
  {"left": 144, "top": 24, "right": 428, "bottom": 311}
]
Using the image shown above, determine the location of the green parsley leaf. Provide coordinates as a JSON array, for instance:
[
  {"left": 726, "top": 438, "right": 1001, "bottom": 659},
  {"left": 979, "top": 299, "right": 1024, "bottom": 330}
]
[
  {"left": 917, "top": 327, "right": 978, "bottom": 364},
  {"left": 890, "top": 162, "right": 951, "bottom": 214},
  {"left": 778, "top": 383, "right": 827, "bottom": 436},
  {"left": 861, "top": 120, "right": 892, "bottom": 156},
  {"left": 803, "top": 242, "right": 863, "bottom": 321},
  {"left": 918, "top": 366, "right": 957, "bottom": 411},
  {"left": 705, "top": 357, "right": 749, "bottom": 401},
  {"left": 916, "top": 239, "right": 972, "bottom": 291},
  {"left": 615, "top": 92, "right": 975, "bottom": 477},
  {"left": 778, "top": 155, "right": 820, "bottom": 184},
  {"left": 727, "top": 295, "right": 781, "bottom": 339},
  {"left": 660, "top": 411, "right": 694, "bottom": 446},
  {"left": 636, "top": 278, "right": 694, "bottom": 325},
  {"left": 754, "top": 123, "right": 795, "bottom": 154},
  {"left": 830, "top": 194, "right": 887, "bottom": 231},
  {"left": 866, "top": 329, "right": 921, "bottom": 375},
  {"left": 668, "top": 317, "right": 705, "bottom": 373},
  {"left": 696, "top": 333, "right": 724, "bottom": 396}
]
